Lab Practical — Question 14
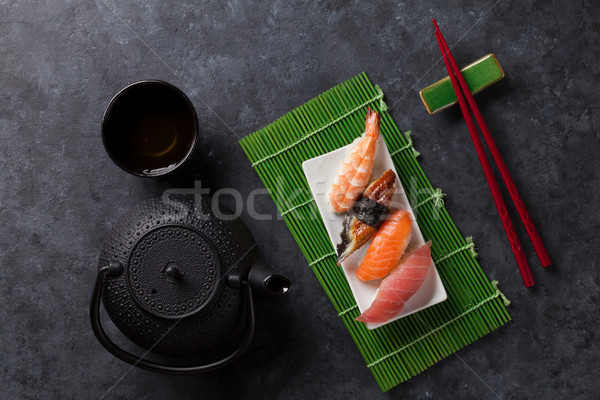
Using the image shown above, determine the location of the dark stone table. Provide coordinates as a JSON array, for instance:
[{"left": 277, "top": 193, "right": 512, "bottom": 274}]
[{"left": 1, "top": 1, "right": 598, "bottom": 399}]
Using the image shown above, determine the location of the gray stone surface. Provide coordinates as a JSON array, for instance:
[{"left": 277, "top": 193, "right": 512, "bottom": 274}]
[{"left": 1, "top": 0, "right": 598, "bottom": 399}]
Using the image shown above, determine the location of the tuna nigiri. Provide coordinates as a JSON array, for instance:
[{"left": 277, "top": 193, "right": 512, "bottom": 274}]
[
  {"left": 355, "top": 209, "right": 412, "bottom": 281},
  {"left": 329, "top": 108, "right": 380, "bottom": 213},
  {"left": 355, "top": 242, "right": 433, "bottom": 324},
  {"left": 336, "top": 169, "right": 396, "bottom": 264}
]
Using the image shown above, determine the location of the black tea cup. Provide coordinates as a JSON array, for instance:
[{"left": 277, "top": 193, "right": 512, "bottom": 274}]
[{"left": 102, "top": 80, "right": 198, "bottom": 177}]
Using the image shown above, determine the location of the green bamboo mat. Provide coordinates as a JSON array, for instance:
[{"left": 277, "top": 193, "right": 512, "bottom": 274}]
[{"left": 239, "top": 72, "right": 511, "bottom": 392}]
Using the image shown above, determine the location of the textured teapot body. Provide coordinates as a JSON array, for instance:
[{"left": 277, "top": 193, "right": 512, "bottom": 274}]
[{"left": 98, "top": 194, "right": 257, "bottom": 356}]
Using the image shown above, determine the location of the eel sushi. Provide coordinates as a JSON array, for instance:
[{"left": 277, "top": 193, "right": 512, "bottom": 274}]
[
  {"left": 355, "top": 241, "right": 433, "bottom": 324},
  {"left": 336, "top": 169, "right": 396, "bottom": 265},
  {"left": 329, "top": 108, "right": 380, "bottom": 213},
  {"left": 355, "top": 209, "right": 412, "bottom": 281}
]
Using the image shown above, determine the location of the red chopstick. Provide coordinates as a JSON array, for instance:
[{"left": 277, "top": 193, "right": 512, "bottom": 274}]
[
  {"left": 433, "top": 20, "right": 551, "bottom": 269},
  {"left": 432, "top": 22, "right": 536, "bottom": 287}
]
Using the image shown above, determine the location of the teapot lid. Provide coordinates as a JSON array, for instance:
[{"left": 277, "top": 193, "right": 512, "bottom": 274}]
[{"left": 127, "top": 225, "right": 221, "bottom": 319}]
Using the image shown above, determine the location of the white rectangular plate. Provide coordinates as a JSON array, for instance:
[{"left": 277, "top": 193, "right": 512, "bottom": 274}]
[{"left": 302, "top": 137, "right": 447, "bottom": 329}]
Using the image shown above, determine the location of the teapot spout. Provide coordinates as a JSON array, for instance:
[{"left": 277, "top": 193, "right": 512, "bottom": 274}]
[{"left": 248, "top": 260, "right": 291, "bottom": 296}]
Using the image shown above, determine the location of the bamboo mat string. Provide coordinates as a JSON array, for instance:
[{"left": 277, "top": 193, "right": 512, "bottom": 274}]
[
  {"left": 280, "top": 197, "right": 315, "bottom": 217},
  {"left": 308, "top": 251, "right": 336, "bottom": 267},
  {"left": 411, "top": 188, "right": 446, "bottom": 210},
  {"left": 338, "top": 304, "right": 358, "bottom": 317},
  {"left": 434, "top": 236, "right": 478, "bottom": 263},
  {"left": 390, "top": 131, "right": 421, "bottom": 158}
]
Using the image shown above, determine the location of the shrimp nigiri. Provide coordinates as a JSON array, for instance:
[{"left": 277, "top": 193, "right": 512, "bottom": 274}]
[
  {"left": 355, "top": 241, "right": 433, "bottom": 324},
  {"left": 329, "top": 108, "right": 380, "bottom": 213},
  {"left": 355, "top": 209, "right": 412, "bottom": 281}
]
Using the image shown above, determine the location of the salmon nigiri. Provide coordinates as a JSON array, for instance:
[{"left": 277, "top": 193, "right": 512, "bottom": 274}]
[
  {"left": 355, "top": 209, "right": 411, "bottom": 281},
  {"left": 329, "top": 108, "right": 380, "bottom": 213},
  {"left": 356, "top": 242, "right": 433, "bottom": 324}
]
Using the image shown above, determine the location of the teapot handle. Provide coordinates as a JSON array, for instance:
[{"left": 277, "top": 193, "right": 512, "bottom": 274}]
[{"left": 89, "top": 264, "right": 255, "bottom": 374}]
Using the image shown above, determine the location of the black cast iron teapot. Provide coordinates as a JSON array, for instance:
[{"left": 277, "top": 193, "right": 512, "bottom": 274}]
[{"left": 90, "top": 193, "right": 290, "bottom": 374}]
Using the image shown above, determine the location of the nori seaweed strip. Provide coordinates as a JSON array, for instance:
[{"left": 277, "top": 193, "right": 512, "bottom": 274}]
[{"left": 353, "top": 196, "right": 389, "bottom": 227}]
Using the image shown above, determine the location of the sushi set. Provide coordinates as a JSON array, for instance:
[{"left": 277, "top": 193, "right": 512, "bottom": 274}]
[
  {"left": 242, "top": 71, "right": 514, "bottom": 391},
  {"left": 303, "top": 110, "right": 447, "bottom": 329},
  {"left": 240, "top": 21, "right": 549, "bottom": 388},
  {"left": 90, "top": 20, "right": 549, "bottom": 390}
]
